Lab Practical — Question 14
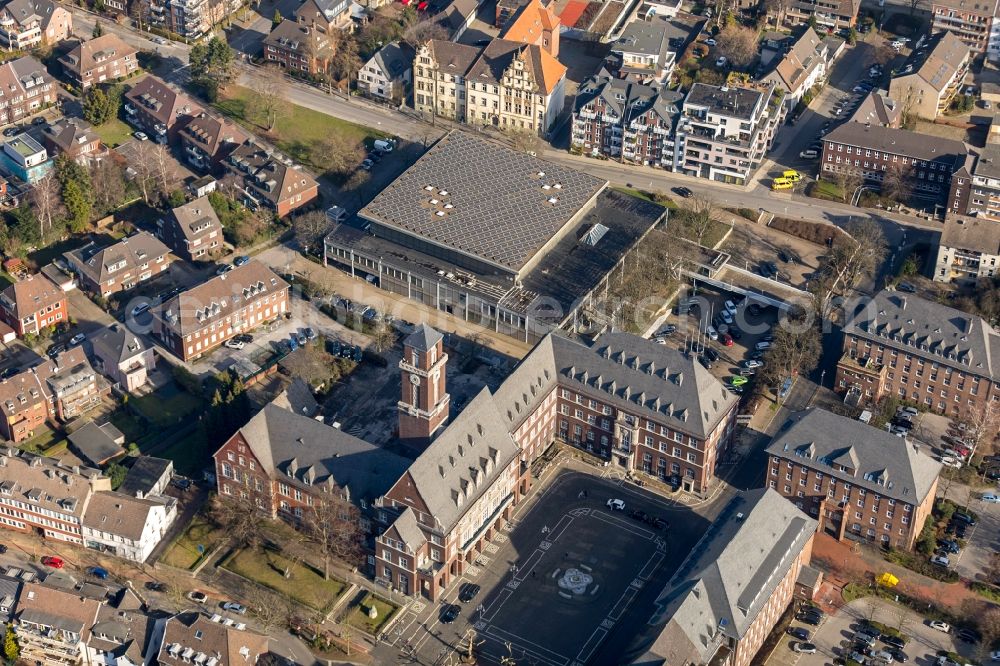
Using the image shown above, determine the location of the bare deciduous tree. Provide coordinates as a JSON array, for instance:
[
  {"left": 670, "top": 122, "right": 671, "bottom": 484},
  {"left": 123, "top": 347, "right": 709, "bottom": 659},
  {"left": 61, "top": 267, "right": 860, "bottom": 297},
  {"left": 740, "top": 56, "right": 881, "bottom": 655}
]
[
  {"left": 715, "top": 26, "right": 759, "bottom": 70},
  {"left": 31, "top": 172, "right": 62, "bottom": 238},
  {"left": 152, "top": 143, "right": 176, "bottom": 195},
  {"left": 319, "top": 133, "right": 365, "bottom": 178},
  {"left": 292, "top": 210, "right": 331, "bottom": 255},
  {"left": 131, "top": 141, "right": 161, "bottom": 204},
  {"left": 248, "top": 65, "right": 288, "bottom": 132},
  {"left": 370, "top": 318, "right": 396, "bottom": 353},
  {"left": 303, "top": 492, "right": 364, "bottom": 580},
  {"left": 964, "top": 399, "right": 1000, "bottom": 460},
  {"left": 834, "top": 170, "right": 863, "bottom": 204},
  {"left": 402, "top": 18, "right": 448, "bottom": 48},
  {"left": 880, "top": 162, "right": 912, "bottom": 204},
  {"left": 90, "top": 158, "right": 128, "bottom": 213},
  {"left": 209, "top": 494, "right": 266, "bottom": 551},
  {"left": 509, "top": 129, "right": 544, "bottom": 155},
  {"left": 760, "top": 315, "right": 821, "bottom": 393},
  {"left": 245, "top": 586, "right": 292, "bottom": 632}
]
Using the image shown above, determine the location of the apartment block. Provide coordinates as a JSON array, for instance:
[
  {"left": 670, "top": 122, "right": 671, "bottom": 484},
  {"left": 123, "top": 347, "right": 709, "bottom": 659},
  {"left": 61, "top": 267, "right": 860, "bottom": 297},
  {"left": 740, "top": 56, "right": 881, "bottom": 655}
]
[
  {"left": 264, "top": 20, "right": 333, "bottom": 76},
  {"left": 605, "top": 15, "right": 681, "bottom": 88},
  {"left": 572, "top": 73, "right": 683, "bottom": 167},
  {"left": 931, "top": 0, "right": 1000, "bottom": 60},
  {"left": 224, "top": 140, "right": 319, "bottom": 217},
  {"left": 835, "top": 289, "right": 1000, "bottom": 421},
  {"left": 177, "top": 111, "right": 247, "bottom": 172},
  {"left": 152, "top": 260, "right": 289, "bottom": 362},
  {"left": 0, "top": 0, "right": 71, "bottom": 49},
  {"left": 763, "top": 28, "right": 831, "bottom": 110},
  {"left": 64, "top": 231, "right": 172, "bottom": 298},
  {"left": 0, "top": 57, "right": 56, "bottom": 126},
  {"left": 821, "top": 123, "right": 966, "bottom": 200},
  {"left": 675, "top": 81, "right": 786, "bottom": 185},
  {"left": 158, "top": 195, "right": 224, "bottom": 262},
  {"left": 357, "top": 41, "right": 412, "bottom": 102},
  {"left": 413, "top": 38, "right": 567, "bottom": 135},
  {"left": 766, "top": 408, "right": 941, "bottom": 549},
  {"left": 782, "top": 0, "right": 859, "bottom": 31},
  {"left": 58, "top": 34, "right": 138, "bottom": 89},
  {"left": 934, "top": 214, "right": 1000, "bottom": 282},
  {"left": 0, "top": 273, "right": 67, "bottom": 337},
  {"left": 889, "top": 32, "right": 970, "bottom": 120},
  {"left": 123, "top": 76, "right": 204, "bottom": 145},
  {"left": 629, "top": 490, "right": 818, "bottom": 666}
]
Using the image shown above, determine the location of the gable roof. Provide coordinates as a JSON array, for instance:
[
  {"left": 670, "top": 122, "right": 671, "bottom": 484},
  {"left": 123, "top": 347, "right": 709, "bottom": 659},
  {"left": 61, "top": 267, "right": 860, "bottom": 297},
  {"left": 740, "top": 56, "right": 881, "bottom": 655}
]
[
  {"left": 160, "top": 612, "right": 270, "bottom": 666},
  {"left": 769, "top": 27, "right": 824, "bottom": 93},
  {"left": 403, "top": 386, "right": 520, "bottom": 533},
  {"left": 897, "top": 31, "right": 969, "bottom": 92},
  {"left": 67, "top": 421, "right": 124, "bottom": 467},
  {"left": 234, "top": 401, "right": 410, "bottom": 502},
  {"left": 58, "top": 34, "right": 136, "bottom": 74},
  {"left": 90, "top": 324, "right": 147, "bottom": 367},
  {"left": 575, "top": 71, "right": 683, "bottom": 124},
  {"left": 42, "top": 117, "right": 100, "bottom": 154},
  {"left": 636, "top": 490, "right": 816, "bottom": 664},
  {"left": 850, "top": 90, "right": 902, "bottom": 127},
  {"left": 179, "top": 112, "right": 248, "bottom": 160},
  {"left": 466, "top": 38, "right": 566, "bottom": 95},
  {"left": 118, "top": 456, "right": 172, "bottom": 497},
  {"left": 17, "top": 580, "right": 102, "bottom": 640},
  {"left": 226, "top": 140, "right": 319, "bottom": 207},
  {"left": 766, "top": 407, "right": 942, "bottom": 504},
  {"left": 842, "top": 289, "right": 1000, "bottom": 380},
  {"left": 823, "top": 122, "right": 966, "bottom": 162},
  {"left": 82, "top": 490, "right": 163, "bottom": 541},
  {"left": 1, "top": 0, "right": 60, "bottom": 29},
  {"left": 369, "top": 41, "right": 412, "bottom": 80},
  {"left": 169, "top": 195, "right": 223, "bottom": 242},
  {"left": 422, "top": 39, "right": 481, "bottom": 73},
  {"left": 0, "top": 56, "right": 52, "bottom": 102},
  {"left": 551, "top": 331, "right": 738, "bottom": 439}
]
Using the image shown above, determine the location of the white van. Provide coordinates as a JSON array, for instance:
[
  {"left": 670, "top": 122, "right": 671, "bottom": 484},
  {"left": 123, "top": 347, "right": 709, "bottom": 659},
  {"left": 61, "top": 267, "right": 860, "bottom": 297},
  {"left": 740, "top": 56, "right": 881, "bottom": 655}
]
[
  {"left": 373, "top": 139, "right": 395, "bottom": 153},
  {"left": 799, "top": 149, "right": 818, "bottom": 159},
  {"left": 755, "top": 341, "right": 772, "bottom": 351}
]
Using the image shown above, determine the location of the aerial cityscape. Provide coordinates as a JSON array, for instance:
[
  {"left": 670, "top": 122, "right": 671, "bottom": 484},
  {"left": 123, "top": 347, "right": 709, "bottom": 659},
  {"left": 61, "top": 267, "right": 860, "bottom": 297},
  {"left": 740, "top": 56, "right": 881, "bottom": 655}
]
[{"left": 0, "top": 0, "right": 993, "bottom": 663}]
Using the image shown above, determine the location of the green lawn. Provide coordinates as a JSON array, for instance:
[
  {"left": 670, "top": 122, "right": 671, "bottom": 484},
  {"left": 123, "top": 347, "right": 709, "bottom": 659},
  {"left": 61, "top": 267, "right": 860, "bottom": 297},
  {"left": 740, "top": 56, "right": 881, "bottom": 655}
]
[
  {"left": 808, "top": 180, "right": 845, "bottom": 202},
  {"left": 213, "top": 85, "right": 387, "bottom": 175},
  {"left": 161, "top": 515, "right": 225, "bottom": 570},
  {"left": 223, "top": 547, "right": 346, "bottom": 611},
  {"left": 130, "top": 382, "right": 201, "bottom": 427},
  {"left": 344, "top": 593, "right": 399, "bottom": 635},
  {"left": 19, "top": 426, "right": 65, "bottom": 455},
  {"left": 93, "top": 118, "right": 136, "bottom": 149}
]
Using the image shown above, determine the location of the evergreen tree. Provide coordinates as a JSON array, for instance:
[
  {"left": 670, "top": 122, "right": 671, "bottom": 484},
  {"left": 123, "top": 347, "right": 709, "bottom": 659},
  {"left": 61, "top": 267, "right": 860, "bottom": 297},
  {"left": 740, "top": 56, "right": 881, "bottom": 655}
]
[{"left": 92, "top": 20, "right": 104, "bottom": 38}]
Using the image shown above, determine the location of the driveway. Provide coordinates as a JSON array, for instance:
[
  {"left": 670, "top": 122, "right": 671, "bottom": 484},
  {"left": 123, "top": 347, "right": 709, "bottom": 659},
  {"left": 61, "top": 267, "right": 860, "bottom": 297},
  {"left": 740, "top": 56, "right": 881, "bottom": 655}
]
[{"left": 772, "top": 598, "right": 971, "bottom": 666}]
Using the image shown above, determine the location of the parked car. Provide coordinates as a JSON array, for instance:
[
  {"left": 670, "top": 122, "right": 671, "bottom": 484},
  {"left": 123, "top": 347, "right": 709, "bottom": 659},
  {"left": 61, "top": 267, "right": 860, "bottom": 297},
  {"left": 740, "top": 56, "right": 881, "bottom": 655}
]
[
  {"left": 743, "top": 360, "right": 763, "bottom": 369},
  {"left": 69, "top": 333, "right": 86, "bottom": 346},
  {"left": 672, "top": 186, "right": 692, "bottom": 198},
  {"left": 716, "top": 56, "right": 727, "bottom": 67},
  {"left": 798, "top": 613, "right": 822, "bottom": 626},
  {"left": 606, "top": 498, "right": 625, "bottom": 511},
  {"left": 957, "top": 628, "right": 981, "bottom": 644},
  {"left": 131, "top": 302, "right": 151, "bottom": 317},
  {"left": 224, "top": 338, "right": 246, "bottom": 350},
  {"left": 440, "top": 604, "right": 461, "bottom": 623},
  {"left": 233, "top": 255, "right": 250, "bottom": 267},
  {"left": 145, "top": 581, "right": 167, "bottom": 591},
  {"left": 133, "top": 131, "right": 148, "bottom": 141},
  {"left": 953, "top": 512, "right": 977, "bottom": 526},
  {"left": 47, "top": 344, "right": 66, "bottom": 359},
  {"left": 882, "top": 635, "right": 906, "bottom": 650},
  {"left": 216, "top": 264, "right": 234, "bottom": 275},
  {"left": 705, "top": 38, "right": 717, "bottom": 45},
  {"left": 983, "top": 493, "right": 1000, "bottom": 503},
  {"left": 188, "top": 590, "right": 208, "bottom": 603},
  {"left": 458, "top": 583, "right": 481, "bottom": 602},
  {"left": 304, "top": 327, "right": 317, "bottom": 341},
  {"left": 788, "top": 627, "right": 810, "bottom": 641},
  {"left": 88, "top": 566, "right": 109, "bottom": 579},
  {"left": 222, "top": 601, "right": 247, "bottom": 615},
  {"left": 720, "top": 333, "right": 734, "bottom": 346},
  {"left": 793, "top": 643, "right": 817, "bottom": 654},
  {"left": 937, "top": 539, "right": 960, "bottom": 554},
  {"left": 706, "top": 325, "right": 718, "bottom": 341},
  {"left": 704, "top": 348, "right": 720, "bottom": 362},
  {"left": 931, "top": 554, "right": 950, "bottom": 567},
  {"left": 929, "top": 620, "right": 951, "bottom": 633},
  {"left": 897, "top": 282, "right": 916, "bottom": 293},
  {"left": 41, "top": 556, "right": 64, "bottom": 568}
]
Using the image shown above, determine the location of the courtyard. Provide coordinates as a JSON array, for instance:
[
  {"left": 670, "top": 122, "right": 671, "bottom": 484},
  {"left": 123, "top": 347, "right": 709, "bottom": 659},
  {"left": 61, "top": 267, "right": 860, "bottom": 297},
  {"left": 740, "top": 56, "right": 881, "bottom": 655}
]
[{"left": 383, "top": 468, "right": 715, "bottom": 665}]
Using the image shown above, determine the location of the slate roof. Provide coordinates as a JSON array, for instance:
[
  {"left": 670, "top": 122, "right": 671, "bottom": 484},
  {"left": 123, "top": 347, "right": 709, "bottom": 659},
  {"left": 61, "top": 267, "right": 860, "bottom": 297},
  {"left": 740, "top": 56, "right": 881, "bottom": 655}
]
[
  {"left": 270, "top": 378, "right": 319, "bottom": 417},
  {"left": 940, "top": 214, "right": 1000, "bottom": 255},
  {"left": 0, "top": 56, "right": 52, "bottom": 102},
  {"left": 236, "top": 402, "right": 411, "bottom": 503},
  {"left": 422, "top": 40, "right": 480, "bottom": 73},
  {"left": 552, "top": 331, "right": 739, "bottom": 439},
  {"left": 90, "top": 324, "right": 147, "bottom": 367},
  {"left": 850, "top": 90, "right": 902, "bottom": 127},
  {"left": 67, "top": 421, "right": 125, "bottom": 467},
  {"left": 124, "top": 75, "right": 203, "bottom": 128},
  {"left": 225, "top": 140, "right": 319, "bottom": 209},
  {"left": 89, "top": 588, "right": 152, "bottom": 665},
  {"left": 178, "top": 113, "right": 248, "bottom": 161},
  {"left": 766, "top": 408, "right": 942, "bottom": 504},
  {"left": 370, "top": 41, "right": 411, "bottom": 80},
  {"left": 403, "top": 386, "right": 521, "bottom": 534},
  {"left": 635, "top": 489, "right": 816, "bottom": 665},
  {"left": 389, "top": 507, "right": 427, "bottom": 551},
  {"left": 612, "top": 16, "right": 673, "bottom": 57},
  {"left": 404, "top": 324, "right": 443, "bottom": 352},
  {"left": 0, "top": 574, "right": 20, "bottom": 621},
  {"left": 823, "top": 123, "right": 966, "bottom": 162},
  {"left": 359, "top": 131, "right": 607, "bottom": 274},
  {"left": 118, "top": 456, "right": 172, "bottom": 497},
  {"left": 42, "top": 117, "right": 101, "bottom": 155},
  {"left": 169, "top": 195, "right": 223, "bottom": 243},
  {"left": 842, "top": 289, "right": 1000, "bottom": 380},
  {"left": 466, "top": 38, "right": 565, "bottom": 95},
  {"left": 575, "top": 72, "right": 683, "bottom": 122}
]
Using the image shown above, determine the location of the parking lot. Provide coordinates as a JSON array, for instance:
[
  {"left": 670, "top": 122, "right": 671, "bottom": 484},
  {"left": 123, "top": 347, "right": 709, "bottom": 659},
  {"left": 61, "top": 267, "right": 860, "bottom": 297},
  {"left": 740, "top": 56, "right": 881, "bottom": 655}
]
[
  {"left": 384, "top": 469, "right": 715, "bottom": 666},
  {"left": 771, "top": 598, "right": 974, "bottom": 666},
  {"left": 654, "top": 285, "right": 783, "bottom": 396}
]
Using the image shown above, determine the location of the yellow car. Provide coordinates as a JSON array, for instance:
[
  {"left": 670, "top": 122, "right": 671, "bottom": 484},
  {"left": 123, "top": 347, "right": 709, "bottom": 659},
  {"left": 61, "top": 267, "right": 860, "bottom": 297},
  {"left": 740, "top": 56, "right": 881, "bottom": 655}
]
[{"left": 782, "top": 169, "right": 802, "bottom": 182}]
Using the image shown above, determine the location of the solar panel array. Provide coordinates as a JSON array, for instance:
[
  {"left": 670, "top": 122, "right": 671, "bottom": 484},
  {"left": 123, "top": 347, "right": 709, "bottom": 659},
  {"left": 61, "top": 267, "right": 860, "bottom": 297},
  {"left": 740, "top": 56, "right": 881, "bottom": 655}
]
[{"left": 360, "top": 132, "right": 606, "bottom": 271}]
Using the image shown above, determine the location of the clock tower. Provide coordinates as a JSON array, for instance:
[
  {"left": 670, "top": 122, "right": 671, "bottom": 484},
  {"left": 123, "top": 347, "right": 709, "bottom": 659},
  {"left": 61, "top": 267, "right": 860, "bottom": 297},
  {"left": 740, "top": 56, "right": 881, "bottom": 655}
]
[{"left": 397, "top": 324, "right": 450, "bottom": 446}]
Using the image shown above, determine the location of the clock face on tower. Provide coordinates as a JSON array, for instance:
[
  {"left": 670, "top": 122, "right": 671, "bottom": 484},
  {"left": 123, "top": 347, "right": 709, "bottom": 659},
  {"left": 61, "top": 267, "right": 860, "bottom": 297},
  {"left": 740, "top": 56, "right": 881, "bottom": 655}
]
[{"left": 410, "top": 374, "right": 421, "bottom": 386}]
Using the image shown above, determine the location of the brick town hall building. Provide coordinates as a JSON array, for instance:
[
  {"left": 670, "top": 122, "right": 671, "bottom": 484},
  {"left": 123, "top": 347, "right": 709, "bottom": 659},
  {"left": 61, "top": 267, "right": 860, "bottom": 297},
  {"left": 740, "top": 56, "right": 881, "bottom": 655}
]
[{"left": 214, "top": 324, "right": 739, "bottom": 601}]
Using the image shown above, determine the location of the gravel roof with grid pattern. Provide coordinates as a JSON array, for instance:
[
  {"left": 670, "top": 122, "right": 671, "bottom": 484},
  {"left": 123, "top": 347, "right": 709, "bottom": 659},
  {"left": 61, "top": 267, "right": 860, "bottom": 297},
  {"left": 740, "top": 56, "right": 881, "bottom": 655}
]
[{"left": 358, "top": 131, "right": 607, "bottom": 273}]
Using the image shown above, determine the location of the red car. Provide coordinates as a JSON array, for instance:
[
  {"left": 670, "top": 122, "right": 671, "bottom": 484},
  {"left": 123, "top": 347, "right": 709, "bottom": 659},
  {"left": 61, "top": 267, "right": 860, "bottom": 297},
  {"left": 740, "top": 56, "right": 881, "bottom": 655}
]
[
  {"left": 41, "top": 556, "right": 64, "bottom": 568},
  {"left": 720, "top": 333, "right": 734, "bottom": 347},
  {"left": 417, "top": 1, "right": 428, "bottom": 8}
]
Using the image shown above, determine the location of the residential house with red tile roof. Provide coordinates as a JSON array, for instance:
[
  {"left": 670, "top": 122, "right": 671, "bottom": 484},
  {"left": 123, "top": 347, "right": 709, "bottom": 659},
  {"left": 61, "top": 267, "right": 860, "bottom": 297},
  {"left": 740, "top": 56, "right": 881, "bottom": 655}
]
[
  {"left": 0, "top": 273, "right": 67, "bottom": 337},
  {"left": 58, "top": 33, "right": 138, "bottom": 89}
]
